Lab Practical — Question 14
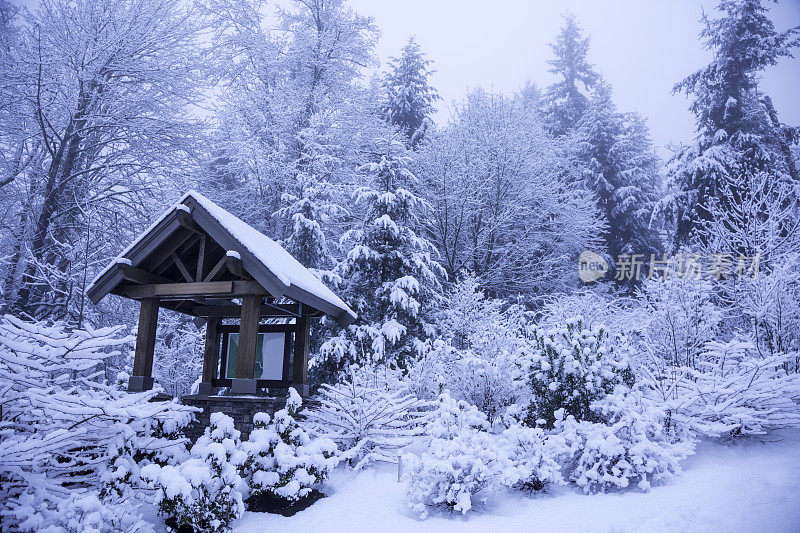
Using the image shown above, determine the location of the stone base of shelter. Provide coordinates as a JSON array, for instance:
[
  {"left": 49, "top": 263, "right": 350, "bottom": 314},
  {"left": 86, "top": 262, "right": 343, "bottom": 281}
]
[{"left": 180, "top": 393, "right": 316, "bottom": 441}]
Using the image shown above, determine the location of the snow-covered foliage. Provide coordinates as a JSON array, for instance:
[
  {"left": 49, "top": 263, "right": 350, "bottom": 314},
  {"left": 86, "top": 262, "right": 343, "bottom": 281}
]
[
  {"left": 100, "top": 403, "right": 194, "bottom": 501},
  {"left": 575, "top": 82, "right": 663, "bottom": 266},
  {"left": 0, "top": 316, "right": 196, "bottom": 522},
  {"left": 664, "top": 0, "right": 800, "bottom": 247},
  {"left": 542, "top": 11, "right": 599, "bottom": 136},
  {"left": 643, "top": 339, "right": 800, "bottom": 437},
  {"left": 319, "top": 137, "right": 443, "bottom": 373},
  {"left": 0, "top": 0, "right": 207, "bottom": 320},
  {"left": 382, "top": 37, "right": 439, "bottom": 146},
  {"left": 415, "top": 89, "right": 606, "bottom": 300},
  {"left": 407, "top": 276, "right": 530, "bottom": 422},
  {"left": 636, "top": 277, "right": 723, "bottom": 369},
  {"left": 525, "top": 317, "right": 634, "bottom": 428},
  {"left": 501, "top": 425, "right": 565, "bottom": 492},
  {"left": 555, "top": 388, "right": 694, "bottom": 494},
  {"left": 243, "top": 388, "right": 338, "bottom": 502},
  {"left": 403, "top": 430, "right": 512, "bottom": 519},
  {"left": 405, "top": 395, "right": 563, "bottom": 518},
  {"left": 10, "top": 490, "right": 154, "bottom": 533},
  {"left": 152, "top": 313, "right": 203, "bottom": 398},
  {"left": 141, "top": 413, "right": 245, "bottom": 533},
  {"left": 306, "top": 367, "right": 427, "bottom": 469},
  {"left": 425, "top": 391, "right": 489, "bottom": 439}
]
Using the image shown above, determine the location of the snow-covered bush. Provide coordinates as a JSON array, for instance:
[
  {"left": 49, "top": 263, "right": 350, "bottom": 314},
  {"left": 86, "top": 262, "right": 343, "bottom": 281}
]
[
  {"left": 525, "top": 317, "right": 633, "bottom": 428},
  {"left": 99, "top": 410, "right": 193, "bottom": 501},
  {"left": 555, "top": 388, "right": 694, "bottom": 494},
  {"left": 406, "top": 275, "right": 530, "bottom": 423},
  {"left": 141, "top": 413, "right": 245, "bottom": 533},
  {"left": 0, "top": 316, "right": 196, "bottom": 522},
  {"left": 425, "top": 390, "right": 489, "bottom": 439},
  {"left": 306, "top": 367, "right": 427, "bottom": 469},
  {"left": 242, "top": 388, "right": 338, "bottom": 502},
  {"left": 643, "top": 339, "right": 800, "bottom": 438},
  {"left": 10, "top": 490, "right": 153, "bottom": 533},
  {"left": 403, "top": 431, "right": 514, "bottom": 519},
  {"left": 636, "top": 276, "right": 722, "bottom": 369},
  {"left": 502, "top": 425, "right": 564, "bottom": 492},
  {"left": 405, "top": 394, "right": 563, "bottom": 518}
]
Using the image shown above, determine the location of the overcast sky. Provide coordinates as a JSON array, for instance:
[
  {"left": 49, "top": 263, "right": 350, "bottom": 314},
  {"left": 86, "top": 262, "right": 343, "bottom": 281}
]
[{"left": 350, "top": 0, "right": 800, "bottom": 153}]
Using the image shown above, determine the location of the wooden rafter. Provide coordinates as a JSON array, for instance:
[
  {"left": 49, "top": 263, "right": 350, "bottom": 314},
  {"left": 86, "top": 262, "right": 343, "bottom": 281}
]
[
  {"left": 203, "top": 255, "right": 228, "bottom": 282},
  {"left": 196, "top": 236, "right": 206, "bottom": 281},
  {"left": 170, "top": 251, "right": 194, "bottom": 283}
]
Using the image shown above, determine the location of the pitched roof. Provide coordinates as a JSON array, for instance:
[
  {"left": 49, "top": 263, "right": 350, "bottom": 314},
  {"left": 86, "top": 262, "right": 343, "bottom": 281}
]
[{"left": 87, "top": 190, "right": 356, "bottom": 326}]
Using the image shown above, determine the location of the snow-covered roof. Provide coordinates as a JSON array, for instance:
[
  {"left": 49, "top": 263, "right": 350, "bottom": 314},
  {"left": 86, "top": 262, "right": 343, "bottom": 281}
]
[{"left": 87, "top": 190, "right": 356, "bottom": 325}]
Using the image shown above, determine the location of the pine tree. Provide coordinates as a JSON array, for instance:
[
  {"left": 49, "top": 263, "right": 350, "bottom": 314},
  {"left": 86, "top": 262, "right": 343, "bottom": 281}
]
[
  {"left": 383, "top": 38, "right": 439, "bottom": 148},
  {"left": 276, "top": 122, "right": 345, "bottom": 278},
  {"left": 666, "top": 0, "right": 800, "bottom": 247},
  {"left": 575, "top": 83, "right": 662, "bottom": 274},
  {"left": 319, "top": 137, "right": 443, "bottom": 372},
  {"left": 543, "top": 12, "right": 599, "bottom": 136}
]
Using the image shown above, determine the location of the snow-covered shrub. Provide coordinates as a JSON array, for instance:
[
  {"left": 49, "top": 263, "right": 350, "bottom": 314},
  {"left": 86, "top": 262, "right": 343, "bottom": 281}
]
[
  {"left": 636, "top": 276, "right": 722, "bottom": 369},
  {"left": 11, "top": 490, "right": 153, "bottom": 533},
  {"left": 643, "top": 339, "right": 800, "bottom": 438},
  {"left": 404, "top": 395, "right": 562, "bottom": 518},
  {"left": 525, "top": 317, "right": 633, "bottom": 428},
  {"left": 407, "top": 275, "right": 530, "bottom": 423},
  {"left": 403, "top": 431, "right": 514, "bottom": 519},
  {"left": 141, "top": 413, "right": 245, "bottom": 533},
  {"left": 0, "top": 316, "right": 196, "bottom": 522},
  {"left": 555, "top": 388, "right": 694, "bottom": 494},
  {"left": 426, "top": 390, "right": 489, "bottom": 439},
  {"left": 242, "top": 388, "right": 338, "bottom": 502},
  {"left": 539, "top": 290, "right": 630, "bottom": 332},
  {"left": 99, "top": 408, "right": 194, "bottom": 501},
  {"left": 306, "top": 367, "right": 427, "bottom": 469},
  {"left": 502, "top": 425, "right": 564, "bottom": 491}
]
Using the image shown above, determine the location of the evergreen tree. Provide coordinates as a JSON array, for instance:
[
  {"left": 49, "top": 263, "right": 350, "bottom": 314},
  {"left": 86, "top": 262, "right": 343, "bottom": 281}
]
[
  {"left": 665, "top": 0, "right": 800, "bottom": 247},
  {"left": 319, "top": 137, "right": 444, "bottom": 373},
  {"left": 575, "top": 83, "right": 662, "bottom": 276},
  {"left": 383, "top": 38, "right": 440, "bottom": 147},
  {"left": 276, "top": 121, "right": 345, "bottom": 278},
  {"left": 543, "top": 12, "right": 599, "bottom": 136}
]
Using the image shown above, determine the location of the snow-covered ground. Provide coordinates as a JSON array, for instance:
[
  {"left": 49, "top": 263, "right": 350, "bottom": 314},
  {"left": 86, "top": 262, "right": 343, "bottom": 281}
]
[{"left": 233, "top": 430, "right": 800, "bottom": 533}]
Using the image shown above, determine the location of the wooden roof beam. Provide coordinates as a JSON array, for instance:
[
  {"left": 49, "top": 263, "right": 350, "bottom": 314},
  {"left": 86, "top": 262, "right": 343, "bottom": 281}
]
[{"left": 124, "top": 280, "right": 267, "bottom": 300}]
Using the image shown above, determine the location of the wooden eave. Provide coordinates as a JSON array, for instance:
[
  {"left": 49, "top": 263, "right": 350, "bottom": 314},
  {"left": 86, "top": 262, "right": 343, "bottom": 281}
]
[{"left": 86, "top": 197, "right": 354, "bottom": 326}]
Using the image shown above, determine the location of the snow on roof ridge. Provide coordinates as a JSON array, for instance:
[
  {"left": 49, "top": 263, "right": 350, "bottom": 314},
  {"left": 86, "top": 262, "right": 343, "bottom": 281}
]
[
  {"left": 186, "top": 191, "right": 355, "bottom": 319},
  {"left": 89, "top": 189, "right": 355, "bottom": 321}
]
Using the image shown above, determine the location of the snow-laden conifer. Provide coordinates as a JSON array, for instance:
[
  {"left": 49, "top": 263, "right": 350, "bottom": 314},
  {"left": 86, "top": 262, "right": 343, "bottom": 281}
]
[
  {"left": 141, "top": 413, "right": 245, "bottom": 533},
  {"left": 319, "top": 137, "right": 443, "bottom": 371},
  {"left": 243, "top": 388, "right": 338, "bottom": 502}
]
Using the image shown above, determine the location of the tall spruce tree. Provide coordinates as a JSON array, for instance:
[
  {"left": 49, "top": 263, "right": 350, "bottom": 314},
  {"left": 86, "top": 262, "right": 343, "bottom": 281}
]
[
  {"left": 576, "top": 83, "right": 663, "bottom": 274},
  {"left": 543, "top": 12, "right": 599, "bottom": 136},
  {"left": 276, "top": 123, "right": 344, "bottom": 278},
  {"left": 319, "top": 137, "right": 443, "bottom": 375},
  {"left": 383, "top": 38, "right": 439, "bottom": 147},
  {"left": 666, "top": 0, "right": 800, "bottom": 247}
]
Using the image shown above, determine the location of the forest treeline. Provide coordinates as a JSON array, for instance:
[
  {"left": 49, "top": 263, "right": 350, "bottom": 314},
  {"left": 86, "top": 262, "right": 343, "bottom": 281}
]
[{"left": 0, "top": 0, "right": 798, "bottom": 392}]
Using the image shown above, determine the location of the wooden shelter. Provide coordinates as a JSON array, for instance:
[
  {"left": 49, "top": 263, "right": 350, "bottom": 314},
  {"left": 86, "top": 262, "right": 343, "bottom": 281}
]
[{"left": 87, "top": 191, "right": 356, "bottom": 397}]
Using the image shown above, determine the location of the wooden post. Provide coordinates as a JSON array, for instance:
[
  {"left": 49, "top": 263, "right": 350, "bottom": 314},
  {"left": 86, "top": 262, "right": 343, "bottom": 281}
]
[
  {"left": 232, "top": 294, "right": 260, "bottom": 394},
  {"left": 292, "top": 316, "right": 310, "bottom": 396},
  {"left": 198, "top": 317, "right": 220, "bottom": 394},
  {"left": 129, "top": 298, "right": 159, "bottom": 392}
]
